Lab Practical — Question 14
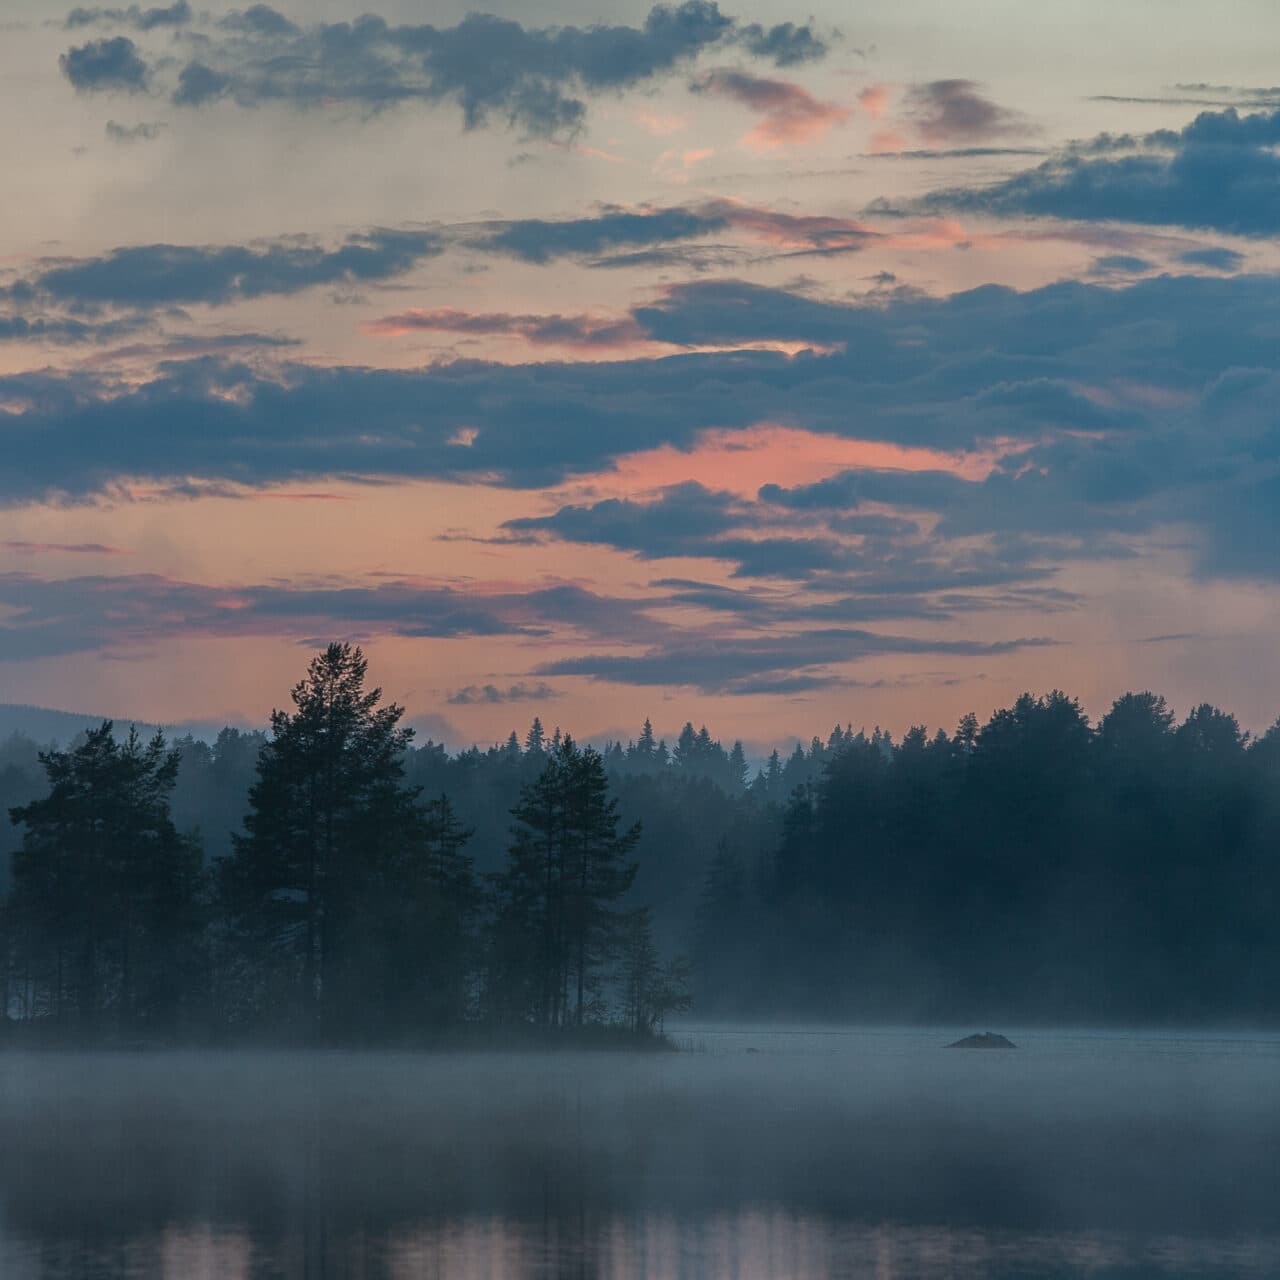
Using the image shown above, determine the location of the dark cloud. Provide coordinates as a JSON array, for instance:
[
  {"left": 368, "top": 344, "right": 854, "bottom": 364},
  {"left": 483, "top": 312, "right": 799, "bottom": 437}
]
[
  {"left": 507, "top": 480, "right": 1073, "bottom": 596},
  {"left": 632, "top": 277, "right": 854, "bottom": 345},
  {"left": 867, "top": 146, "right": 1048, "bottom": 160},
  {"left": 173, "top": 62, "right": 232, "bottom": 106},
  {"left": 928, "top": 105, "right": 1280, "bottom": 237},
  {"left": 470, "top": 200, "right": 873, "bottom": 265},
  {"left": 60, "top": 36, "right": 149, "bottom": 92},
  {"left": 506, "top": 484, "right": 900, "bottom": 580},
  {"left": 734, "top": 20, "right": 827, "bottom": 66},
  {"left": 1177, "top": 247, "right": 1245, "bottom": 272},
  {"left": 217, "top": 5, "right": 299, "bottom": 37},
  {"left": 95, "top": 331, "right": 304, "bottom": 359},
  {"left": 365, "top": 307, "right": 644, "bottom": 348},
  {"left": 447, "top": 681, "right": 560, "bottom": 705},
  {"left": 0, "top": 313, "right": 147, "bottom": 344},
  {"left": 1090, "top": 254, "right": 1154, "bottom": 276},
  {"left": 535, "top": 628, "right": 1052, "bottom": 695},
  {"left": 62, "top": 2, "right": 829, "bottom": 137},
  {"left": 104, "top": 118, "right": 166, "bottom": 142},
  {"left": 474, "top": 206, "right": 730, "bottom": 263},
  {"left": 66, "top": 1, "right": 189, "bottom": 30},
  {"left": 691, "top": 69, "right": 848, "bottom": 146},
  {"left": 9, "top": 272, "right": 1280, "bottom": 585},
  {"left": 504, "top": 483, "right": 741, "bottom": 556},
  {"left": 583, "top": 245, "right": 745, "bottom": 272},
  {"left": 904, "top": 80, "right": 1028, "bottom": 144},
  {"left": 0, "top": 573, "right": 661, "bottom": 661},
  {"left": 19, "top": 229, "right": 441, "bottom": 309}
]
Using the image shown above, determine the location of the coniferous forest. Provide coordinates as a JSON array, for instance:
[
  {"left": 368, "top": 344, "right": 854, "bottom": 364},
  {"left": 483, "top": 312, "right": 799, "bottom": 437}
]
[{"left": 1, "top": 642, "right": 1278, "bottom": 1042}]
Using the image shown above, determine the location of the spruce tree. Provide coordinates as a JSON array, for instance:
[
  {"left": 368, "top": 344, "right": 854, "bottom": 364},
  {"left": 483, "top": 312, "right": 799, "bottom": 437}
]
[
  {"left": 223, "top": 643, "right": 419, "bottom": 1034},
  {"left": 9, "top": 724, "right": 203, "bottom": 1034}
]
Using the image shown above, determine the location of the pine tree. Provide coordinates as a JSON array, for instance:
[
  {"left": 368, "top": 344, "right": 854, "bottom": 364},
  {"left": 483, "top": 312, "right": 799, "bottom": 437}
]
[
  {"left": 560, "top": 739, "right": 640, "bottom": 1027},
  {"left": 222, "top": 643, "right": 419, "bottom": 1034},
  {"left": 495, "top": 737, "right": 640, "bottom": 1028},
  {"left": 618, "top": 907, "right": 691, "bottom": 1035},
  {"left": 674, "top": 722, "right": 698, "bottom": 772},
  {"left": 8, "top": 724, "right": 204, "bottom": 1033},
  {"left": 379, "top": 793, "right": 476, "bottom": 1028}
]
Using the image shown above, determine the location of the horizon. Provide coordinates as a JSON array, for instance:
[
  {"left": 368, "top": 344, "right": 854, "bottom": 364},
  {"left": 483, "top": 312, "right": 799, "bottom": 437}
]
[{"left": 4, "top": 674, "right": 1276, "bottom": 760}]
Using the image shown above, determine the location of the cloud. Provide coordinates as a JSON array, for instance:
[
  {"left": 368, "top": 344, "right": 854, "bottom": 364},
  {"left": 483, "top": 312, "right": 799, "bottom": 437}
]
[
  {"left": 66, "top": 1, "right": 189, "bottom": 30},
  {"left": 1089, "top": 254, "right": 1154, "bottom": 276},
  {"left": 1176, "top": 247, "right": 1245, "bottom": 272},
  {"left": 447, "top": 681, "right": 560, "bottom": 705},
  {"left": 535, "top": 628, "right": 1052, "bottom": 695},
  {"left": 693, "top": 69, "right": 848, "bottom": 148},
  {"left": 473, "top": 205, "right": 731, "bottom": 263},
  {"left": 60, "top": 36, "right": 149, "bottom": 92},
  {"left": 927, "top": 105, "right": 1280, "bottom": 237},
  {"left": 104, "top": 119, "right": 166, "bottom": 142},
  {"left": 364, "top": 307, "right": 645, "bottom": 349},
  {"left": 2, "top": 542, "right": 129, "bottom": 556},
  {"left": 505, "top": 483, "right": 743, "bottom": 557},
  {"left": 88, "top": 331, "right": 302, "bottom": 361},
  {"left": 0, "top": 573, "right": 663, "bottom": 660},
  {"left": 504, "top": 477, "right": 1087, "bottom": 592},
  {"left": 734, "top": 20, "right": 827, "bottom": 66},
  {"left": 0, "top": 313, "right": 148, "bottom": 344},
  {"left": 631, "top": 277, "right": 858, "bottom": 344},
  {"left": 858, "top": 84, "right": 888, "bottom": 117},
  {"left": 867, "top": 146, "right": 1048, "bottom": 160},
  {"left": 62, "top": 2, "right": 831, "bottom": 137},
  {"left": 471, "top": 200, "right": 874, "bottom": 264},
  {"left": 218, "top": 5, "right": 300, "bottom": 38},
  {"left": 11, "top": 272, "right": 1280, "bottom": 587},
  {"left": 17, "top": 229, "right": 441, "bottom": 309},
  {"left": 904, "top": 80, "right": 1028, "bottom": 144},
  {"left": 173, "top": 63, "right": 232, "bottom": 107}
]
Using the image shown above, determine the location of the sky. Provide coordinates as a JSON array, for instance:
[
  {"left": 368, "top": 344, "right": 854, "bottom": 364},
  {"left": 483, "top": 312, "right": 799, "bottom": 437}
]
[{"left": 4, "top": 0, "right": 1280, "bottom": 749}]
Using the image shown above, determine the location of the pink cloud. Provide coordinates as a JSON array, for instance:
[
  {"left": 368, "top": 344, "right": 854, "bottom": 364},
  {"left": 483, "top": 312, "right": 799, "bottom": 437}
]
[
  {"left": 695, "top": 70, "right": 849, "bottom": 150},
  {"left": 904, "top": 80, "right": 1028, "bottom": 145},
  {"left": 869, "top": 128, "right": 908, "bottom": 155},
  {"left": 858, "top": 84, "right": 890, "bottom": 118},
  {"left": 655, "top": 147, "right": 715, "bottom": 183},
  {"left": 585, "top": 424, "right": 1005, "bottom": 501},
  {"left": 635, "top": 109, "right": 688, "bottom": 136}
]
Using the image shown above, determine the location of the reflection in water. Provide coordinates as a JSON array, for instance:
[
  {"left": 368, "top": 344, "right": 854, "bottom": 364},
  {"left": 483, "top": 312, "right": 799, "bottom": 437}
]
[
  {"left": 6, "top": 1213, "right": 1280, "bottom": 1280},
  {"left": 2, "top": 1029, "right": 1279, "bottom": 1278},
  {"left": 389, "top": 1214, "right": 1280, "bottom": 1279}
]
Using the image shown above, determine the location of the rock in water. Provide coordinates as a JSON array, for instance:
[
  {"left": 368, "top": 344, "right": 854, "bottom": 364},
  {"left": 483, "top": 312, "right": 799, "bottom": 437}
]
[{"left": 947, "top": 1031, "right": 1017, "bottom": 1049}]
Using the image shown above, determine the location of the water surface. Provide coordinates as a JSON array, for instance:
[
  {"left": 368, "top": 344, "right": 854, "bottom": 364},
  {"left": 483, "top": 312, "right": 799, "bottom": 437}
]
[{"left": 1, "top": 1026, "right": 1276, "bottom": 1278}]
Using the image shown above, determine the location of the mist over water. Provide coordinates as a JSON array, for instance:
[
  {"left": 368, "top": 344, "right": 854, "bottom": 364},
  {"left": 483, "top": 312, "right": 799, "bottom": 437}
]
[{"left": 2, "top": 1028, "right": 1278, "bottom": 1279}]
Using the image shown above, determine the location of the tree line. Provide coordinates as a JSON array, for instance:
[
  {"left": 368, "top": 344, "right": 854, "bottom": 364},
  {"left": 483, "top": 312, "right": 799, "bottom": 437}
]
[
  {"left": 2, "top": 658, "right": 1279, "bottom": 1038},
  {"left": 0, "top": 645, "right": 689, "bottom": 1042}
]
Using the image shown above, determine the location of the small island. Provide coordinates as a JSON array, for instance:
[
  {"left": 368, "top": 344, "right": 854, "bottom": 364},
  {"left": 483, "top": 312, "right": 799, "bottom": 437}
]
[{"left": 947, "top": 1032, "right": 1017, "bottom": 1049}]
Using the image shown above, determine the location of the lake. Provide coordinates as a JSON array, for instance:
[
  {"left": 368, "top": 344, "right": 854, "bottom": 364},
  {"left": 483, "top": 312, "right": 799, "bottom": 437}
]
[{"left": 1, "top": 1026, "right": 1277, "bottom": 1278}]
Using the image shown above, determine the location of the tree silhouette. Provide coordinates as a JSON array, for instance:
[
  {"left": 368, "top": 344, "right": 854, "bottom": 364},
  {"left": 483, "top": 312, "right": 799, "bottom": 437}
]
[
  {"left": 221, "top": 642, "right": 419, "bottom": 1034},
  {"left": 8, "top": 724, "right": 203, "bottom": 1034}
]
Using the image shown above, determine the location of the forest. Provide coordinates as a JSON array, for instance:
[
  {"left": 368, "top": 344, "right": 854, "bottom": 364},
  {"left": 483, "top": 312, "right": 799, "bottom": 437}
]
[{"left": 1, "top": 642, "right": 1278, "bottom": 1041}]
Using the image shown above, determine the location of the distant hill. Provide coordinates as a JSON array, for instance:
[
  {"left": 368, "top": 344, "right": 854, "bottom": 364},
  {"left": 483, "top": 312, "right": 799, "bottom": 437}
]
[{"left": 0, "top": 704, "right": 238, "bottom": 746}]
